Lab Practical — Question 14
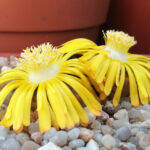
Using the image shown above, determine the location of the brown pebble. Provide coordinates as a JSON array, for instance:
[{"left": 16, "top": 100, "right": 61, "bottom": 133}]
[
  {"left": 31, "top": 132, "right": 43, "bottom": 144},
  {"left": 79, "top": 128, "right": 94, "bottom": 142},
  {"left": 97, "top": 110, "right": 109, "bottom": 121}
]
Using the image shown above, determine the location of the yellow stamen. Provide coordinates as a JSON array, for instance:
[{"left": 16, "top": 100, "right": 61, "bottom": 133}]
[{"left": 104, "top": 30, "right": 136, "bottom": 54}]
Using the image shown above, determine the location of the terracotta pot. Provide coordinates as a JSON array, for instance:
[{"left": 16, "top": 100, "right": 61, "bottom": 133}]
[
  {"left": 0, "top": 0, "right": 110, "bottom": 56},
  {"left": 107, "top": 0, "right": 150, "bottom": 54}
]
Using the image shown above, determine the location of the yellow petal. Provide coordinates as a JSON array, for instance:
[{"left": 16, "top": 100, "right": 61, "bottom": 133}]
[
  {"left": 57, "top": 80, "right": 89, "bottom": 126},
  {"left": 23, "top": 84, "right": 37, "bottom": 126},
  {"left": 95, "top": 58, "right": 110, "bottom": 84},
  {"left": 59, "top": 75, "right": 101, "bottom": 116},
  {"left": 0, "top": 80, "right": 22, "bottom": 107},
  {"left": 104, "top": 60, "right": 119, "bottom": 95},
  {"left": 49, "top": 106, "right": 59, "bottom": 130},
  {"left": 129, "top": 63, "right": 149, "bottom": 105},
  {"left": 113, "top": 66, "right": 125, "bottom": 106},
  {"left": 56, "top": 80, "right": 79, "bottom": 124},
  {"left": 13, "top": 84, "right": 29, "bottom": 131},
  {"left": 59, "top": 38, "right": 97, "bottom": 53},
  {"left": 125, "top": 65, "right": 139, "bottom": 106},
  {"left": 37, "top": 83, "right": 51, "bottom": 133},
  {"left": 46, "top": 82, "right": 67, "bottom": 129},
  {"left": 1, "top": 85, "right": 25, "bottom": 127}
]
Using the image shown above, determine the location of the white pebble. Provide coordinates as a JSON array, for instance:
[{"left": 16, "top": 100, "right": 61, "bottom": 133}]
[
  {"left": 86, "top": 139, "right": 99, "bottom": 150},
  {"left": 43, "top": 127, "right": 57, "bottom": 141},
  {"left": 69, "top": 139, "right": 85, "bottom": 149},
  {"left": 50, "top": 131, "right": 68, "bottom": 147},
  {"left": 68, "top": 128, "right": 80, "bottom": 141},
  {"left": 114, "top": 109, "right": 129, "bottom": 121},
  {"left": 141, "top": 119, "right": 150, "bottom": 129},
  {"left": 1, "top": 66, "right": 12, "bottom": 73},
  {"left": 9, "top": 56, "right": 18, "bottom": 67},
  {"left": 0, "top": 126, "right": 9, "bottom": 140},
  {"left": 21, "top": 141, "right": 40, "bottom": 150},
  {"left": 16, "top": 133, "right": 30, "bottom": 145},
  {"left": 39, "top": 141, "right": 62, "bottom": 150},
  {"left": 94, "top": 133, "right": 103, "bottom": 145},
  {"left": 84, "top": 107, "right": 96, "bottom": 124},
  {"left": 0, "top": 57, "right": 8, "bottom": 67},
  {"left": 101, "top": 134, "right": 116, "bottom": 149},
  {"left": 1, "top": 138, "right": 21, "bottom": 150},
  {"left": 76, "top": 147, "right": 87, "bottom": 150}
]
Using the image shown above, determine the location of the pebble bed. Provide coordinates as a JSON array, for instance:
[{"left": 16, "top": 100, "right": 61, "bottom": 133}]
[{"left": 0, "top": 56, "right": 150, "bottom": 150}]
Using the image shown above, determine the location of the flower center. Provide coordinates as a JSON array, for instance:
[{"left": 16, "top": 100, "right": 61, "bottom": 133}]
[
  {"left": 17, "top": 43, "right": 61, "bottom": 83},
  {"left": 103, "top": 30, "right": 136, "bottom": 62},
  {"left": 104, "top": 46, "right": 127, "bottom": 62},
  {"left": 29, "top": 63, "right": 60, "bottom": 83}
]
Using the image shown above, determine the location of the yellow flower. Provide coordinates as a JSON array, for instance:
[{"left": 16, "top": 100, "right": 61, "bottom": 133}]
[
  {"left": 0, "top": 43, "right": 101, "bottom": 133},
  {"left": 81, "top": 30, "right": 150, "bottom": 107}
]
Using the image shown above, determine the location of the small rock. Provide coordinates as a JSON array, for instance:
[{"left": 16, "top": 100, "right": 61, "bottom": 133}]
[
  {"left": 138, "top": 134, "right": 150, "bottom": 149},
  {"left": 128, "top": 136, "right": 138, "bottom": 145},
  {"left": 113, "top": 119, "right": 130, "bottom": 129},
  {"left": 106, "top": 118, "right": 114, "bottom": 127},
  {"left": 120, "top": 99, "right": 132, "bottom": 110},
  {"left": 86, "top": 139, "right": 99, "bottom": 150},
  {"left": 128, "top": 108, "right": 140, "bottom": 123},
  {"left": 84, "top": 107, "right": 96, "bottom": 124},
  {"left": 79, "top": 128, "right": 94, "bottom": 142},
  {"left": 28, "top": 122, "right": 39, "bottom": 134},
  {"left": 119, "top": 142, "right": 136, "bottom": 150},
  {"left": 101, "top": 125, "right": 113, "bottom": 135},
  {"left": 103, "top": 101, "right": 116, "bottom": 115},
  {"left": 21, "top": 141, "right": 40, "bottom": 150},
  {"left": 43, "top": 127, "right": 57, "bottom": 141},
  {"left": 98, "top": 111, "right": 109, "bottom": 121},
  {"left": 93, "top": 129, "right": 101, "bottom": 135},
  {"left": 131, "top": 128, "right": 139, "bottom": 136},
  {"left": 62, "top": 146, "right": 72, "bottom": 150},
  {"left": 69, "top": 139, "right": 85, "bottom": 149},
  {"left": 0, "top": 57, "right": 8, "bottom": 67},
  {"left": 138, "top": 127, "right": 148, "bottom": 134},
  {"left": 9, "top": 56, "right": 18, "bottom": 67},
  {"left": 16, "top": 133, "right": 30, "bottom": 145},
  {"left": 9, "top": 131, "right": 16, "bottom": 138},
  {"left": 136, "top": 131, "right": 145, "bottom": 140},
  {"left": 99, "top": 147, "right": 107, "bottom": 150},
  {"left": 142, "top": 105, "right": 150, "bottom": 111},
  {"left": 1, "top": 66, "right": 12, "bottom": 73},
  {"left": 141, "top": 119, "right": 150, "bottom": 129},
  {"left": 91, "top": 120, "right": 101, "bottom": 130},
  {"left": 101, "top": 134, "right": 116, "bottom": 149},
  {"left": 0, "top": 126, "right": 8, "bottom": 140},
  {"left": 138, "top": 110, "right": 150, "bottom": 121},
  {"left": 146, "top": 147, "right": 150, "bottom": 150},
  {"left": 112, "top": 148, "right": 121, "bottom": 150},
  {"left": 38, "top": 141, "right": 62, "bottom": 150},
  {"left": 1, "top": 138, "right": 21, "bottom": 150},
  {"left": 31, "top": 132, "right": 43, "bottom": 144},
  {"left": 49, "top": 131, "right": 68, "bottom": 147},
  {"left": 41, "top": 140, "right": 49, "bottom": 146},
  {"left": 114, "top": 109, "right": 129, "bottom": 121},
  {"left": 76, "top": 147, "right": 87, "bottom": 150},
  {"left": 68, "top": 128, "right": 80, "bottom": 141},
  {"left": 93, "top": 133, "right": 103, "bottom": 146},
  {"left": 115, "top": 126, "right": 131, "bottom": 141}
]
